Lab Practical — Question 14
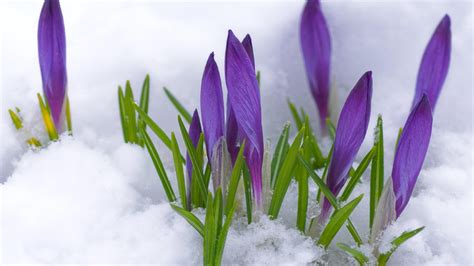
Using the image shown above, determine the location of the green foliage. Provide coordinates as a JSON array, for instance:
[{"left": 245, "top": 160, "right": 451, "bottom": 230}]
[
  {"left": 118, "top": 75, "right": 151, "bottom": 147},
  {"left": 163, "top": 87, "right": 192, "bottom": 124},
  {"left": 377, "top": 227, "right": 424, "bottom": 265},
  {"left": 370, "top": 115, "right": 384, "bottom": 229},
  {"left": 337, "top": 243, "right": 369, "bottom": 265}
]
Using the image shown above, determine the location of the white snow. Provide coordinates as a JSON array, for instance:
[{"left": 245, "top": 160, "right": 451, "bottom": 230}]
[{"left": 1, "top": 0, "right": 472, "bottom": 264}]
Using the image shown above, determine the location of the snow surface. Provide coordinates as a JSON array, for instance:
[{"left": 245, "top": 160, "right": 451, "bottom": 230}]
[{"left": 1, "top": 0, "right": 472, "bottom": 264}]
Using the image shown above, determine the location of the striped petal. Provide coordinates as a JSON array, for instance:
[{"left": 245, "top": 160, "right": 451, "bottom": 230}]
[
  {"left": 200, "top": 53, "right": 225, "bottom": 163},
  {"left": 38, "top": 0, "right": 68, "bottom": 131},
  {"left": 225, "top": 30, "right": 264, "bottom": 206}
]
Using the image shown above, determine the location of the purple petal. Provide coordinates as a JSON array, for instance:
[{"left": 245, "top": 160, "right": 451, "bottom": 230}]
[
  {"left": 186, "top": 110, "right": 202, "bottom": 204},
  {"left": 242, "top": 34, "right": 255, "bottom": 71},
  {"left": 321, "top": 71, "right": 372, "bottom": 220},
  {"left": 200, "top": 53, "right": 225, "bottom": 163},
  {"left": 225, "top": 30, "right": 264, "bottom": 206},
  {"left": 300, "top": 0, "right": 331, "bottom": 129},
  {"left": 393, "top": 96, "right": 433, "bottom": 218},
  {"left": 38, "top": 0, "right": 67, "bottom": 131},
  {"left": 413, "top": 15, "right": 451, "bottom": 111}
]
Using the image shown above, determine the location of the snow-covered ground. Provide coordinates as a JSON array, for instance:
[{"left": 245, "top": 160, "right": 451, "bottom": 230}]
[{"left": 1, "top": 0, "right": 472, "bottom": 264}]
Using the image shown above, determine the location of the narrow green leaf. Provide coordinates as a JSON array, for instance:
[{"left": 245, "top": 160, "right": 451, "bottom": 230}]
[
  {"left": 378, "top": 227, "right": 424, "bottom": 265},
  {"left": 37, "top": 93, "right": 58, "bottom": 141},
  {"left": 318, "top": 194, "right": 363, "bottom": 248},
  {"left": 171, "top": 133, "right": 187, "bottom": 209},
  {"left": 178, "top": 116, "right": 208, "bottom": 202},
  {"left": 296, "top": 151, "right": 309, "bottom": 232},
  {"left": 225, "top": 142, "right": 246, "bottom": 215},
  {"left": 214, "top": 188, "right": 224, "bottom": 237},
  {"left": 170, "top": 204, "right": 204, "bottom": 237},
  {"left": 370, "top": 115, "right": 384, "bottom": 229},
  {"left": 65, "top": 97, "right": 72, "bottom": 134},
  {"left": 242, "top": 164, "right": 253, "bottom": 224},
  {"left": 137, "top": 74, "right": 150, "bottom": 139},
  {"left": 270, "top": 123, "right": 290, "bottom": 189},
  {"left": 287, "top": 100, "right": 303, "bottom": 129},
  {"left": 203, "top": 193, "right": 216, "bottom": 265},
  {"left": 256, "top": 70, "right": 261, "bottom": 88},
  {"left": 8, "top": 109, "right": 23, "bottom": 130},
  {"left": 395, "top": 127, "right": 403, "bottom": 150},
  {"left": 163, "top": 87, "right": 192, "bottom": 124},
  {"left": 340, "top": 147, "right": 376, "bottom": 201},
  {"left": 118, "top": 86, "right": 129, "bottom": 143},
  {"left": 125, "top": 81, "right": 138, "bottom": 143},
  {"left": 326, "top": 118, "right": 336, "bottom": 141},
  {"left": 140, "top": 127, "right": 176, "bottom": 202},
  {"left": 317, "top": 145, "right": 333, "bottom": 203},
  {"left": 215, "top": 204, "right": 236, "bottom": 265},
  {"left": 337, "top": 243, "right": 369, "bottom": 265},
  {"left": 300, "top": 155, "right": 363, "bottom": 245},
  {"left": 299, "top": 155, "right": 337, "bottom": 207},
  {"left": 133, "top": 103, "right": 176, "bottom": 154},
  {"left": 268, "top": 127, "right": 305, "bottom": 219}
]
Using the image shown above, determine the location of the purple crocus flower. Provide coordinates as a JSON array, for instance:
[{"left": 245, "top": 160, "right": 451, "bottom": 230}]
[
  {"left": 412, "top": 15, "right": 451, "bottom": 111},
  {"left": 393, "top": 95, "right": 433, "bottom": 217},
  {"left": 200, "top": 53, "right": 225, "bottom": 163},
  {"left": 186, "top": 110, "right": 202, "bottom": 206},
  {"left": 38, "top": 0, "right": 68, "bottom": 132},
  {"left": 300, "top": 0, "right": 331, "bottom": 130},
  {"left": 320, "top": 71, "right": 373, "bottom": 222},
  {"left": 225, "top": 30, "right": 264, "bottom": 207}
]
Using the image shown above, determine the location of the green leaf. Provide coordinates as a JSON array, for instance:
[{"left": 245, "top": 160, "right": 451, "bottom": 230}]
[
  {"left": 133, "top": 103, "right": 175, "bottom": 154},
  {"left": 299, "top": 155, "right": 337, "bottom": 207},
  {"left": 318, "top": 194, "right": 363, "bottom": 248},
  {"left": 242, "top": 164, "right": 253, "bottom": 224},
  {"left": 370, "top": 115, "right": 384, "bottom": 229},
  {"left": 138, "top": 74, "right": 150, "bottom": 134},
  {"left": 337, "top": 243, "right": 369, "bottom": 265},
  {"left": 170, "top": 204, "right": 204, "bottom": 237},
  {"left": 270, "top": 123, "right": 290, "bottom": 189},
  {"left": 118, "top": 86, "right": 129, "bottom": 143},
  {"left": 65, "top": 96, "right": 72, "bottom": 134},
  {"left": 125, "top": 81, "right": 138, "bottom": 144},
  {"left": 317, "top": 145, "right": 333, "bottom": 203},
  {"left": 171, "top": 133, "right": 187, "bottom": 209},
  {"left": 299, "top": 155, "right": 362, "bottom": 245},
  {"left": 163, "top": 87, "right": 192, "bottom": 124},
  {"left": 256, "top": 70, "right": 261, "bottom": 88},
  {"left": 215, "top": 204, "right": 236, "bottom": 265},
  {"left": 268, "top": 127, "right": 305, "bottom": 219},
  {"left": 203, "top": 193, "right": 216, "bottom": 265},
  {"left": 287, "top": 100, "right": 303, "bottom": 129},
  {"left": 378, "top": 227, "right": 425, "bottom": 266},
  {"left": 326, "top": 118, "right": 336, "bottom": 141},
  {"left": 395, "top": 127, "right": 403, "bottom": 150},
  {"left": 8, "top": 109, "right": 23, "bottom": 130},
  {"left": 37, "top": 93, "right": 58, "bottom": 141},
  {"left": 214, "top": 188, "right": 224, "bottom": 237},
  {"left": 178, "top": 116, "right": 208, "bottom": 202},
  {"left": 225, "top": 142, "right": 246, "bottom": 215},
  {"left": 296, "top": 149, "right": 309, "bottom": 232},
  {"left": 140, "top": 127, "right": 176, "bottom": 202},
  {"left": 340, "top": 147, "right": 376, "bottom": 202}
]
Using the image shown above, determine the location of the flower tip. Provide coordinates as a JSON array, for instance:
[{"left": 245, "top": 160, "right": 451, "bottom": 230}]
[{"left": 441, "top": 14, "right": 451, "bottom": 28}]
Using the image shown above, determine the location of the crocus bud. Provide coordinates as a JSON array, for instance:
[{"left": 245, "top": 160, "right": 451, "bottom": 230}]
[
  {"left": 225, "top": 30, "right": 264, "bottom": 208},
  {"left": 320, "top": 71, "right": 373, "bottom": 222},
  {"left": 300, "top": 0, "right": 331, "bottom": 130},
  {"left": 413, "top": 15, "right": 451, "bottom": 111},
  {"left": 393, "top": 95, "right": 433, "bottom": 217},
  {"left": 200, "top": 53, "right": 225, "bottom": 163},
  {"left": 38, "top": 0, "right": 68, "bottom": 132}
]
